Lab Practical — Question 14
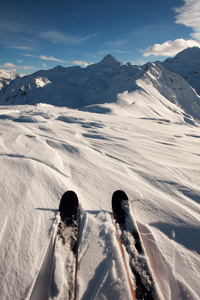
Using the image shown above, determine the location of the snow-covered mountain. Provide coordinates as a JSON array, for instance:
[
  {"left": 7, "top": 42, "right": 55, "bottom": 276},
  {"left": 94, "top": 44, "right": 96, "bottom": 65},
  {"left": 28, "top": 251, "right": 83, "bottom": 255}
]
[
  {"left": 135, "top": 61, "right": 200, "bottom": 121},
  {"left": 162, "top": 47, "right": 200, "bottom": 95},
  {"left": 0, "top": 50, "right": 200, "bottom": 300},
  {"left": 0, "top": 55, "right": 141, "bottom": 108},
  {"left": 0, "top": 69, "right": 22, "bottom": 91},
  {"left": 1, "top": 51, "right": 200, "bottom": 124}
]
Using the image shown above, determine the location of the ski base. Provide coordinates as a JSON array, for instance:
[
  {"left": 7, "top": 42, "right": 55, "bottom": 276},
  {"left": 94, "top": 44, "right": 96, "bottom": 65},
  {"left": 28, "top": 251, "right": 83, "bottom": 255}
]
[
  {"left": 58, "top": 191, "right": 79, "bottom": 254},
  {"left": 112, "top": 190, "right": 160, "bottom": 300},
  {"left": 49, "top": 191, "right": 80, "bottom": 300}
]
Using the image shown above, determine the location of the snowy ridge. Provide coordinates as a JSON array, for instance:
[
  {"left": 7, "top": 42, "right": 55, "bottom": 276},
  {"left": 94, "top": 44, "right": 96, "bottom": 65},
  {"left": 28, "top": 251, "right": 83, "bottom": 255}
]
[
  {"left": 135, "top": 62, "right": 200, "bottom": 121},
  {"left": 0, "top": 69, "right": 22, "bottom": 91},
  {"left": 162, "top": 47, "right": 200, "bottom": 95}
]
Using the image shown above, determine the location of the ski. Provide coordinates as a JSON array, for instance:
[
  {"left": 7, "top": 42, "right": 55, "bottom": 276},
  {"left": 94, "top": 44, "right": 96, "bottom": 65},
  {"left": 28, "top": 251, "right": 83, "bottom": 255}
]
[
  {"left": 48, "top": 191, "right": 80, "bottom": 300},
  {"left": 112, "top": 190, "right": 160, "bottom": 300}
]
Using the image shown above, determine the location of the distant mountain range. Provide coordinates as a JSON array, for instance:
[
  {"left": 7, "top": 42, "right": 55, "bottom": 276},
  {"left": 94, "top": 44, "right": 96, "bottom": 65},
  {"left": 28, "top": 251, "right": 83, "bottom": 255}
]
[{"left": 0, "top": 47, "right": 200, "bottom": 121}]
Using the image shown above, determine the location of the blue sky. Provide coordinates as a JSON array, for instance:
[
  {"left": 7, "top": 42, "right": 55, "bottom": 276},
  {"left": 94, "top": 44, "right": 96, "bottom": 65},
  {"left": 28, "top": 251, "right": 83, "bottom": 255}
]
[{"left": 0, "top": 0, "right": 200, "bottom": 74}]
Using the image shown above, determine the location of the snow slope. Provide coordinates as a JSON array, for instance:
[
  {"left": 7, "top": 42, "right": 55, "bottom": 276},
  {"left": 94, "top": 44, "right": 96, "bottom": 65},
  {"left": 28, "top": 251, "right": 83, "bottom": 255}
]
[
  {"left": 0, "top": 50, "right": 200, "bottom": 300},
  {"left": 0, "top": 69, "right": 21, "bottom": 91},
  {"left": 162, "top": 47, "right": 200, "bottom": 96},
  {"left": 0, "top": 101, "right": 199, "bottom": 300}
]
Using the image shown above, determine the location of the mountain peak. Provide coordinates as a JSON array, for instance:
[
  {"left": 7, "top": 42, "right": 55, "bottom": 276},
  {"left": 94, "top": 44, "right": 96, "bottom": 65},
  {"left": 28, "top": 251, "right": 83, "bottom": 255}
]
[
  {"left": 164, "top": 46, "right": 200, "bottom": 65},
  {"left": 176, "top": 46, "right": 200, "bottom": 57},
  {"left": 102, "top": 54, "right": 117, "bottom": 62},
  {"left": 97, "top": 54, "right": 121, "bottom": 67},
  {"left": 162, "top": 46, "right": 200, "bottom": 95}
]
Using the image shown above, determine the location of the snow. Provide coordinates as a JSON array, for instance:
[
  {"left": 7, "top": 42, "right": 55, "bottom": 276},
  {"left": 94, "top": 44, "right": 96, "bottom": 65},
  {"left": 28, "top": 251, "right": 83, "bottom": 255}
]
[
  {"left": 1, "top": 50, "right": 200, "bottom": 123},
  {"left": 0, "top": 70, "right": 21, "bottom": 91},
  {"left": 0, "top": 49, "right": 200, "bottom": 300},
  {"left": 162, "top": 47, "right": 200, "bottom": 96},
  {"left": 0, "top": 101, "right": 199, "bottom": 300}
]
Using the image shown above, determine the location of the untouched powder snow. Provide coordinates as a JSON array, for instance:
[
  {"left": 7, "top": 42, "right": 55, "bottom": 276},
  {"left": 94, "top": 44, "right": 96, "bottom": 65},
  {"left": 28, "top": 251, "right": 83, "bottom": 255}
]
[{"left": 0, "top": 101, "right": 199, "bottom": 300}]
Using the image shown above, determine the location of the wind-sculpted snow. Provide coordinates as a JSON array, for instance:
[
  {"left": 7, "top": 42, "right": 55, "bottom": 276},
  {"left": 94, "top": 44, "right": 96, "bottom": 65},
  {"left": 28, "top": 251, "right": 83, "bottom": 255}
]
[{"left": 0, "top": 103, "right": 199, "bottom": 299}]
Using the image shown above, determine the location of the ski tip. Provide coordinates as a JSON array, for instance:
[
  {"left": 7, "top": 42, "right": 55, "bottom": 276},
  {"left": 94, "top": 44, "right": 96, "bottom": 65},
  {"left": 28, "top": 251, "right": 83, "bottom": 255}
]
[
  {"left": 59, "top": 191, "right": 79, "bottom": 223},
  {"left": 112, "top": 190, "right": 129, "bottom": 225},
  {"left": 112, "top": 190, "right": 128, "bottom": 202}
]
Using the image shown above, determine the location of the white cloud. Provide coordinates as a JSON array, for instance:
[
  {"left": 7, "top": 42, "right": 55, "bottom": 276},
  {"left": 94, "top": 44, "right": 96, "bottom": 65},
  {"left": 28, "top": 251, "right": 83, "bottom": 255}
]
[
  {"left": 174, "top": 0, "right": 200, "bottom": 41},
  {"left": 0, "top": 20, "right": 25, "bottom": 34},
  {"left": 1, "top": 63, "right": 16, "bottom": 68},
  {"left": 0, "top": 62, "right": 33, "bottom": 71},
  {"left": 24, "top": 53, "right": 90, "bottom": 67},
  {"left": 40, "top": 31, "right": 78, "bottom": 44},
  {"left": 40, "top": 31, "right": 100, "bottom": 44},
  {"left": 24, "top": 53, "right": 68, "bottom": 63},
  {"left": 0, "top": 62, "right": 32, "bottom": 70},
  {"left": 144, "top": 1, "right": 200, "bottom": 58},
  {"left": 98, "top": 50, "right": 129, "bottom": 55},
  {"left": 80, "top": 32, "right": 101, "bottom": 42},
  {"left": 39, "top": 55, "right": 65, "bottom": 62},
  {"left": 73, "top": 60, "right": 89, "bottom": 67},
  {"left": 7, "top": 46, "right": 32, "bottom": 50},
  {"left": 143, "top": 38, "right": 200, "bottom": 57}
]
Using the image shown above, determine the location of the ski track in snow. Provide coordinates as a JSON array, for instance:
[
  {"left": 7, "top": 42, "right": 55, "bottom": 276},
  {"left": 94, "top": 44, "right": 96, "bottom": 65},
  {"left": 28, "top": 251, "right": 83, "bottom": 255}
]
[{"left": 0, "top": 103, "right": 199, "bottom": 300}]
